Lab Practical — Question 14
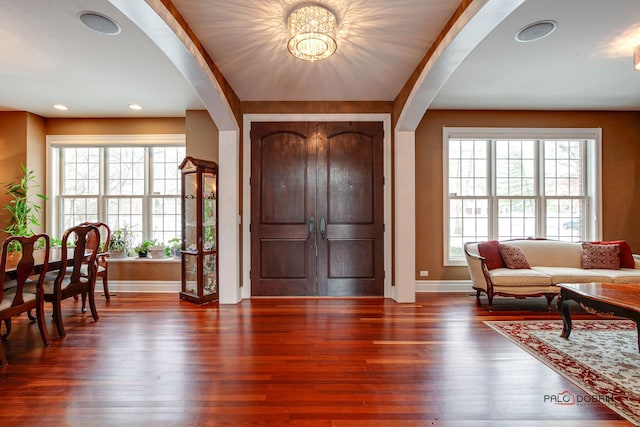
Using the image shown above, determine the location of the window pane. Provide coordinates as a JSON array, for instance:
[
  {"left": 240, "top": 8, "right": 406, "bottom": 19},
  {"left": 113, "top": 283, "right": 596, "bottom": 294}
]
[
  {"left": 448, "top": 139, "right": 488, "bottom": 196},
  {"left": 497, "top": 198, "right": 536, "bottom": 240},
  {"left": 61, "top": 147, "right": 99, "bottom": 195},
  {"left": 60, "top": 197, "right": 98, "bottom": 232},
  {"left": 544, "top": 140, "right": 584, "bottom": 197},
  {"left": 449, "top": 198, "right": 489, "bottom": 258},
  {"left": 546, "top": 198, "right": 584, "bottom": 241},
  {"left": 495, "top": 139, "right": 535, "bottom": 196},
  {"left": 107, "top": 147, "right": 145, "bottom": 195},
  {"left": 151, "top": 196, "right": 181, "bottom": 245},
  {"left": 106, "top": 197, "right": 144, "bottom": 246},
  {"left": 151, "top": 146, "right": 185, "bottom": 195}
]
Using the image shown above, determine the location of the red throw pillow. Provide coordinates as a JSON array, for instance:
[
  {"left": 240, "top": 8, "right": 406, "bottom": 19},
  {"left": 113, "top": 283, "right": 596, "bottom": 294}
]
[
  {"left": 591, "top": 240, "right": 634, "bottom": 268},
  {"left": 478, "top": 240, "right": 505, "bottom": 270}
]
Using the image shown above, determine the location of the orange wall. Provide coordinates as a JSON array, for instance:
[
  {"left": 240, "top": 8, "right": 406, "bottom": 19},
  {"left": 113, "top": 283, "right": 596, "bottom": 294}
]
[
  {"left": 45, "top": 117, "right": 185, "bottom": 135},
  {"left": 416, "top": 110, "right": 640, "bottom": 282},
  {"left": 0, "top": 112, "right": 29, "bottom": 241}
]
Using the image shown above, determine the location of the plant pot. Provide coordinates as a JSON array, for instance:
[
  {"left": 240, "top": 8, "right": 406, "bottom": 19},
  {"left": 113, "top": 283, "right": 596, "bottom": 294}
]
[
  {"left": 108, "top": 249, "right": 126, "bottom": 259},
  {"left": 138, "top": 252, "right": 148, "bottom": 258},
  {"left": 149, "top": 246, "right": 166, "bottom": 259}
]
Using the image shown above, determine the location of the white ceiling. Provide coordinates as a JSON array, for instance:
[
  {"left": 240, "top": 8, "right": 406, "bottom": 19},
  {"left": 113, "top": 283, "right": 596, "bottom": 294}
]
[{"left": 1, "top": 0, "right": 639, "bottom": 119}]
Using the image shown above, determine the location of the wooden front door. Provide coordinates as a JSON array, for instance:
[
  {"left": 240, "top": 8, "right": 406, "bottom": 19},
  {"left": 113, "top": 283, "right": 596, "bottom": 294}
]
[{"left": 250, "top": 121, "right": 384, "bottom": 296}]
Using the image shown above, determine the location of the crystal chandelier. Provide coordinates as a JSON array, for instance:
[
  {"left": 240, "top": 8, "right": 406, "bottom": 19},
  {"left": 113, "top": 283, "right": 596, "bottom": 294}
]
[{"left": 287, "top": 4, "right": 337, "bottom": 62}]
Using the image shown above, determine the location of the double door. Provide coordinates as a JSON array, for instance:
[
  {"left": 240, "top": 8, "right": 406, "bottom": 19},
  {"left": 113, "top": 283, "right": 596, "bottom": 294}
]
[{"left": 250, "top": 121, "right": 384, "bottom": 296}]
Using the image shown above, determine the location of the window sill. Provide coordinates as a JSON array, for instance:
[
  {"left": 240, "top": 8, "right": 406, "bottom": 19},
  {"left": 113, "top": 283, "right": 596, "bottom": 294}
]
[{"left": 108, "top": 257, "right": 180, "bottom": 263}]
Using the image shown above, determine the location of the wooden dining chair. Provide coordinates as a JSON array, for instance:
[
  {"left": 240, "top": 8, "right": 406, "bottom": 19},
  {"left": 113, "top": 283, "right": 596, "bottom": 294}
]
[
  {"left": 0, "top": 234, "right": 51, "bottom": 366},
  {"left": 80, "top": 221, "right": 111, "bottom": 300},
  {"left": 42, "top": 224, "right": 100, "bottom": 338}
]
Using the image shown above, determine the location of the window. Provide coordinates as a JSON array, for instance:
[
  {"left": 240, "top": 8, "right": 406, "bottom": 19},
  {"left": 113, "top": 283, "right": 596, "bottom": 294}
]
[
  {"left": 443, "top": 128, "right": 601, "bottom": 265},
  {"left": 48, "top": 135, "right": 185, "bottom": 247}
]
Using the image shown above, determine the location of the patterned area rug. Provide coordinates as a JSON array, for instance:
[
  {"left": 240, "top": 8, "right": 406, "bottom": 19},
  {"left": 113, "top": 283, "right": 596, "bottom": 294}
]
[{"left": 485, "top": 319, "right": 640, "bottom": 425}]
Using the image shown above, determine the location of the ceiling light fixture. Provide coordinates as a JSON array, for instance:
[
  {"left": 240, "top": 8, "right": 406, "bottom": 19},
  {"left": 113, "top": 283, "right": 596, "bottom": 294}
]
[
  {"left": 287, "top": 3, "right": 337, "bottom": 62},
  {"left": 515, "top": 20, "right": 556, "bottom": 43},
  {"left": 635, "top": 46, "right": 640, "bottom": 71},
  {"left": 128, "top": 104, "right": 142, "bottom": 110},
  {"left": 53, "top": 104, "right": 68, "bottom": 111}
]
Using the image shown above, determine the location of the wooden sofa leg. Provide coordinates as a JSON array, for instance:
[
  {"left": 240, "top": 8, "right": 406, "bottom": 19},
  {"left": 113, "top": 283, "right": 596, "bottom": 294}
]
[{"left": 545, "top": 294, "right": 556, "bottom": 311}]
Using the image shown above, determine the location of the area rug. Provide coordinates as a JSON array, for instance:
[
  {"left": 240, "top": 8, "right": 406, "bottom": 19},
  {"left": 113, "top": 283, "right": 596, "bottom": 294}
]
[{"left": 485, "top": 319, "right": 640, "bottom": 425}]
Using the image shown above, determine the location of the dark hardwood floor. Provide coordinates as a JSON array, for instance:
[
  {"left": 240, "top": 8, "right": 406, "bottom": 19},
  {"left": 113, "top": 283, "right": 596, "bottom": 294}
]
[{"left": 0, "top": 291, "right": 632, "bottom": 426}]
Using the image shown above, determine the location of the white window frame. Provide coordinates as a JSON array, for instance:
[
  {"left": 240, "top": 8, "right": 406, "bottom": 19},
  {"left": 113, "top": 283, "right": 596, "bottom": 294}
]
[
  {"left": 46, "top": 134, "right": 185, "bottom": 244},
  {"left": 442, "top": 127, "right": 602, "bottom": 266}
]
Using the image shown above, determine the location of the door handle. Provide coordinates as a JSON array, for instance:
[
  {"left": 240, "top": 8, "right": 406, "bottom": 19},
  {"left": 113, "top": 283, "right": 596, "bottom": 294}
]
[
  {"left": 319, "top": 216, "right": 326, "bottom": 240},
  {"left": 309, "top": 216, "right": 315, "bottom": 237}
]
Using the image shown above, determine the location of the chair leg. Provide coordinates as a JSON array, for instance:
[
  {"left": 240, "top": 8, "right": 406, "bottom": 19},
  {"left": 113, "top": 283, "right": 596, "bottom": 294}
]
[
  {"left": 1, "top": 318, "right": 11, "bottom": 341},
  {"left": 0, "top": 345, "right": 7, "bottom": 366},
  {"left": 52, "top": 301, "right": 66, "bottom": 338},
  {"left": 27, "top": 309, "right": 36, "bottom": 321},
  {"left": 81, "top": 291, "right": 88, "bottom": 313},
  {"left": 36, "top": 298, "right": 50, "bottom": 346},
  {"left": 88, "top": 286, "right": 99, "bottom": 322},
  {"left": 102, "top": 274, "right": 110, "bottom": 301}
]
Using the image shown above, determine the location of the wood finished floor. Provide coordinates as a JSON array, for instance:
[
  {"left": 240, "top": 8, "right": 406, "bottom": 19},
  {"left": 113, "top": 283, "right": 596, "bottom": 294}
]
[{"left": 0, "top": 291, "right": 633, "bottom": 426}]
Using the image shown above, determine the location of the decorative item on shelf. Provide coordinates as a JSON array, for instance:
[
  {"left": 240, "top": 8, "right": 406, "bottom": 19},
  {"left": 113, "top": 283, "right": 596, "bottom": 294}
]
[
  {"left": 2, "top": 164, "right": 47, "bottom": 252},
  {"left": 108, "top": 225, "right": 132, "bottom": 258}
]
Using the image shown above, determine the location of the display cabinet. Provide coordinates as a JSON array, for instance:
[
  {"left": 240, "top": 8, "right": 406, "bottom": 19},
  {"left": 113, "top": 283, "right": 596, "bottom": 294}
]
[{"left": 179, "top": 156, "right": 218, "bottom": 304}]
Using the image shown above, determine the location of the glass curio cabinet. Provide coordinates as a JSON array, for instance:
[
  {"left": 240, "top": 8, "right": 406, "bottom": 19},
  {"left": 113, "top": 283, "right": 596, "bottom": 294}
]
[{"left": 179, "top": 156, "right": 218, "bottom": 304}]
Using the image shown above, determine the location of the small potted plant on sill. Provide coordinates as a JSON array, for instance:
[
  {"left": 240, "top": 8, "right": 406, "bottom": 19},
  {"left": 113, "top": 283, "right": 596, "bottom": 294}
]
[
  {"left": 108, "top": 226, "right": 132, "bottom": 258},
  {"left": 134, "top": 240, "right": 154, "bottom": 258}
]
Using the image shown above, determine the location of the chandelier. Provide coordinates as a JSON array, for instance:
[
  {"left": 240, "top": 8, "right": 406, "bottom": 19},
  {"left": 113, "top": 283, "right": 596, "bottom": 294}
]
[{"left": 287, "top": 3, "right": 337, "bottom": 62}]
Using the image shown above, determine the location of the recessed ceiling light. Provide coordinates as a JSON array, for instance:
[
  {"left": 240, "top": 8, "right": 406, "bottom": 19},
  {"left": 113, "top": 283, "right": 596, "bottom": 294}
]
[
  {"left": 79, "top": 11, "right": 121, "bottom": 35},
  {"left": 129, "top": 104, "right": 142, "bottom": 110},
  {"left": 53, "top": 104, "right": 68, "bottom": 111},
  {"left": 515, "top": 20, "right": 557, "bottom": 42}
]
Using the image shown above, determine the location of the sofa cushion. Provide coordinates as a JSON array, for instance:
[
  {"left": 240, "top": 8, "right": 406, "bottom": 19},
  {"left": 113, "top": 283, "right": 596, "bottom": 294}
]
[
  {"left": 499, "top": 244, "right": 530, "bottom": 269},
  {"left": 581, "top": 243, "right": 620, "bottom": 269},
  {"left": 478, "top": 240, "right": 505, "bottom": 270},
  {"left": 532, "top": 267, "right": 617, "bottom": 284},
  {"left": 488, "top": 268, "right": 552, "bottom": 286},
  {"left": 591, "top": 240, "right": 634, "bottom": 268},
  {"left": 603, "top": 269, "right": 640, "bottom": 284}
]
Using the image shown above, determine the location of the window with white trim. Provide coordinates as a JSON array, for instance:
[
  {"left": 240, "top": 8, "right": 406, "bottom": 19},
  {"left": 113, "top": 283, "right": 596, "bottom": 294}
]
[
  {"left": 443, "top": 128, "right": 601, "bottom": 265},
  {"left": 49, "top": 135, "right": 185, "bottom": 247}
]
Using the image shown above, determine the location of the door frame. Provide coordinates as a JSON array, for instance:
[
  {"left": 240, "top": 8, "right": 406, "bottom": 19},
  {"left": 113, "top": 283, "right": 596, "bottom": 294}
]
[{"left": 242, "top": 114, "right": 392, "bottom": 300}]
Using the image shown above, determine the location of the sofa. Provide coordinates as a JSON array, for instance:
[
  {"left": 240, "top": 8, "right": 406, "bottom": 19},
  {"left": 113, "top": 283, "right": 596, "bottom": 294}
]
[{"left": 464, "top": 238, "right": 640, "bottom": 310}]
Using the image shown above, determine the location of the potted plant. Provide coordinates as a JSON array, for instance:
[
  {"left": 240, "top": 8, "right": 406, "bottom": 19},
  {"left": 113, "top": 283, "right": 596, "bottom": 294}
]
[
  {"left": 108, "top": 226, "right": 132, "bottom": 258},
  {"left": 2, "top": 165, "right": 47, "bottom": 251},
  {"left": 134, "top": 240, "right": 154, "bottom": 258}
]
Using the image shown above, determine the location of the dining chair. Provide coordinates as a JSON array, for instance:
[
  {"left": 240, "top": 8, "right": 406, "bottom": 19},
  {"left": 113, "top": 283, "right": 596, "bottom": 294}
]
[
  {"left": 0, "top": 234, "right": 51, "bottom": 366},
  {"left": 42, "top": 224, "right": 100, "bottom": 338},
  {"left": 80, "top": 221, "right": 111, "bottom": 300}
]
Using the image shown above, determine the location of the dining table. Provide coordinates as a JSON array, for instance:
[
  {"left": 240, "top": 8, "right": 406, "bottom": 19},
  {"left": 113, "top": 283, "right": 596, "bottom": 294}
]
[{"left": 2, "top": 248, "right": 96, "bottom": 282}]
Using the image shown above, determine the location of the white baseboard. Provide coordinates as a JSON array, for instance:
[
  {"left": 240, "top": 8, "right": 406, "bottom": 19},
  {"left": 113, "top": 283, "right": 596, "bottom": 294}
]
[
  {"left": 107, "top": 280, "right": 180, "bottom": 293},
  {"left": 415, "top": 280, "right": 472, "bottom": 293}
]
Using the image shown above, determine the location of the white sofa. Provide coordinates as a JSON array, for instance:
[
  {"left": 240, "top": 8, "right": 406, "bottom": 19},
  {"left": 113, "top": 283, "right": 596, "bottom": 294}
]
[{"left": 464, "top": 239, "right": 640, "bottom": 310}]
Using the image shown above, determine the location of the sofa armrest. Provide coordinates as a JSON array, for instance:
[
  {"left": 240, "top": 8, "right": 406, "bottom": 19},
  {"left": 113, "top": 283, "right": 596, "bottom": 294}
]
[{"left": 464, "top": 242, "right": 492, "bottom": 292}]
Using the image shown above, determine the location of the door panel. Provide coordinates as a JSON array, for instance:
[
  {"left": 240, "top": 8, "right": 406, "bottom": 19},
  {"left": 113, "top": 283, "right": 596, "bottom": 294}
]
[
  {"left": 251, "top": 121, "right": 383, "bottom": 297},
  {"left": 251, "top": 122, "right": 317, "bottom": 296},
  {"left": 317, "top": 122, "right": 384, "bottom": 296}
]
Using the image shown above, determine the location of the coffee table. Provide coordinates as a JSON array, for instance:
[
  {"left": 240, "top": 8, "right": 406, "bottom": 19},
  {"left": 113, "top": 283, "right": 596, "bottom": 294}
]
[{"left": 557, "top": 282, "right": 640, "bottom": 351}]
